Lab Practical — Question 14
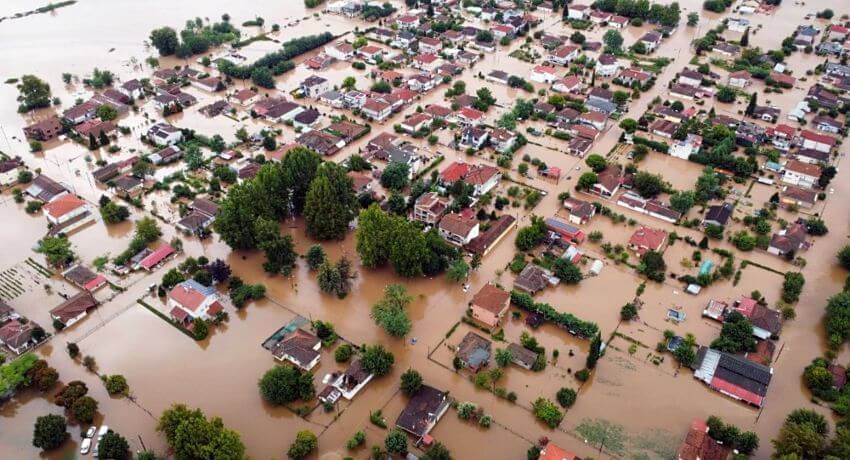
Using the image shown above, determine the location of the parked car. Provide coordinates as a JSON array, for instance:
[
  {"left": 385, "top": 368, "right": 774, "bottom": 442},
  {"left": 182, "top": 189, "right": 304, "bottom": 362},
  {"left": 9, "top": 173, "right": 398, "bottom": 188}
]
[
  {"left": 85, "top": 427, "right": 96, "bottom": 438},
  {"left": 97, "top": 425, "right": 109, "bottom": 439},
  {"left": 80, "top": 438, "right": 92, "bottom": 455}
]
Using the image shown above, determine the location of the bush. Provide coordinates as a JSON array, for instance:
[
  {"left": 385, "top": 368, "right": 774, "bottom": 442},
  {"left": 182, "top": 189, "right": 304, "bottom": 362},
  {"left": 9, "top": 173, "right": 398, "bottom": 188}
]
[
  {"left": 575, "top": 369, "right": 590, "bottom": 382},
  {"left": 556, "top": 388, "right": 577, "bottom": 408},
  {"left": 400, "top": 369, "right": 423, "bottom": 395},
  {"left": 32, "top": 414, "right": 67, "bottom": 451},
  {"left": 287, "top": 430, "right": 318, "bottom": 459},
  {"left": 99, "top": 431, "right": 130, "bottom": 460},
  {"left": 335, "top": 344, "right": 354, "bottom": 363},
  {"left": 347, "top": 431, "right": 366, "bottom": 450},
  {"left": 258, "top": 366, "right": 315, "bottom": 405},
  {"left": 384, "top": 429, "right": 408, "bottom": 455},
  {"left": 531, "top": 398, "right": 563, "bottom": 428},
  {"left": 104, "top": 375, "right": 129, "bottom": 395}
]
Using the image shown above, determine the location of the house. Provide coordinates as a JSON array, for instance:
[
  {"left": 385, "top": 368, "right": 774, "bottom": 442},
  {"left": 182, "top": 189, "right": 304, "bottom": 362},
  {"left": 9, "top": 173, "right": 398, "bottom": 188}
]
[
  {"left": 438, "top": 212, "right": 480, "bottom": 246},
  {"left": 413, "top": 53, "right": 441, "bottom": 72},
  {"left": 362, "top": 99, "right": 392, "bottom": 122},
  {"left": 271, "top": 329, "right": 321, "bottom": 370},
  {"left": 119, "top": 79, "right": 144, "bottom": 99},
  {"left": 552, "top": 76, "right": 582, "bottom": 94},
  {"left": 578, "top": 111, "right": 607, "bottom": 131},
  {"left": 232, "top": 88, "right": 259, "bottom": 107},
  {"left": 814, "top": 116, "right": 842, "bottom": 134},
  {"left": 23, "top": 116, "right": 62, "bottom": 141},
  {"left": 670, "top": 134, "right": 703, "bottom": 160},
  {"left": 828, "top": 24, "right": 849, "bottom": 41},
  {"left": 801, "top": 129, "right": 837, "bottom": 153},
  {"left": 466, "top": 215, "right": 516, "bottom": 257},
  {"left": 0, "top": 159, "right": 22, "bottom": 187},
  {"left": 357, "top": 45, "right": 385, "bottom": 64},
  {"left": 486, "top": 70, "right": 510, "bottom": 85},
  {"left": 396, "top": 14, "right": 419, "bottom": 29},
  {"left": 265, "top": 101, "right": 304, "bottom": 122},
  {"left": 293, "top": 109, "right": 321, "bottom": 129},
  {"left": 176, "top": 198, "right": 219, "bottom": 236},
  {"left": 514, "top": 264, "right": 555, "bottom": 294},
  {"left": 780, "top": 186, "right": 817, "bottom": 209},
  {"left": 62, "top": 264, "right": 107, "bottom": 292},
  {"left": 492, "top": 24, "right": 516, "bottom": 40},
  {"left": 712, "top": 42, "right": 740, "bottom": 57},
  {"left": 43, "top": 194, "right": 91, "bottom": 226},
  {"left": 191, "top": 76, "right": 224, "bottom": 93},
  {"left": 395, "top": 385, "right": 450, "bottom": 439},
  {"left": 728, "top": 17, "right": 750, "bottom": 32},
  {"left": 768, "top": 222, "right": 808, "bottom": 257},
  {"left": 650, "top": 119, "right": 678, "bottom": 139},
  {"left": 703, "top": 203, "right": 733, "bottom": 227},
  {"left": 413, "top": 192, "right": 450, "bottom": 225},
  {"left": 545, "top": 216, "right": 586, "bottom": 243},
  {"left": 566, "top": 4, "right": 589, "bottom": 20},
  {"left": 616, "top": 68, "right": 651, "bottom": 87},
  {"left": 590, "top": 166, "right": 622, "bottom": 198},
  {"left": 135, "top": 244, "right": 175, "bottom": 271},
  {"left": 530, "top": 65, "right": 559, "bottom": 84},
  {"left": 752, "top": 105, "right": 781, "bottom": 122},
  {"left": 671, "top": 84, "right": 700, "bottom": 101},
  {"left": 547, "top": 45, "right": 580, "bottom": 66},
  {"left": 456, "top": 332, "right": 492, "bottom": 370},
  {"left": 331, "top": 359, "right": 374, "bottom": 400},
  {"left": 470, "top": 284, "right": 510, "bottom": 329},
  {"left": 418, "top": 36, "right": 443, "bottom": 54},
  {"left": 49, "top": 291, "right": 97, "bottom": 328},
  {"left": 731, "top": 296, "right": 782, "bottom": 339},
  {"left": 782, "top": 160, "right": 821, "bottom": 189},
  {"left": 407, "top": 74, "right": 438, "bottom": 93},
  {"left": 728, "top": 70, "right": 752, "bottom": 88},
  {"left": 26, "top": 175, "right": 68, "bottom": 203},
  {"left": 401, "top": 113, "right": 433, "bottom": 134},
  {"left": 562, "top": 198, "right": 596, "bottom": 225},
  {"left": 769, "top": 71, "right": 796, "bottom": 88},
  {"left": 506, "top": 342, "right": 538, "bottom": 370},
  {"left": 149, "top": 145, "right": 182, "bottom": 165},
  {"left": 628, "top": 226, "right": 667, "bottom": 255},
  {"left": 589, "top": 9, "right": 611, "bottom": 24},
  {"left": 454, "top": 106, "right": 485, "bottom": 126},
  {"left": 678, "top": 419, "right": 731, "bottom": 460},
  {"left": 347, "top": 171, "right": 372, "bottom": 195},
  {"left": 617, "top": 192, "right": 682, "bottom": 224},
  {"left": 465, "top": 164, "right": 501, "bottom": 195},
  {"left": 325, "top": 42, "right": 355, "bottom": 60},
  {"left": 595, "top": 54, "right": 620, "bottom": 77},
  {"left": 460, "top": 126, "right": 489, "bottom": 150},
  {"left": 296, "top": 130, "right": 344, "bottom": 156},
  {"left": 0, "top": 319, "right": 36, "bottom": 355},
  {"left": 300, "top": 75, "right": 329, "bottom": 99},
  {"left": 167, "top": 280, "right": 224, "bottom": 325},
  {"left": 609, "top": 15, "right": 629, "bottom": 29},
  {"left": 62, "top": 100, "right": 100, "bottom": 124},
  {"left": 640, "top": 32, "right": 663, "bottom": 52},
  {"left": 76, "top": 119, "right": 115, "bottom": 139},
  {"left": 147, "top": 123, "right": 183, "bottom": 146},
  {"left": 692, "top": 346, "right": 772, "bottom": 407},
  {"left": 678, "top": 68, "right": 704, "bottom": 87}
]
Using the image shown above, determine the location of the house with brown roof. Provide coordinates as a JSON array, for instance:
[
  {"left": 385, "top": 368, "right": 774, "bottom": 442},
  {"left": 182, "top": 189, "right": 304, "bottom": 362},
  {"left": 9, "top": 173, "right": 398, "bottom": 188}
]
[
  {"left": 590, "top": 166, "right": 622, "bottom": 198},
  {"left": 395, "top": 385, "right": 450, "bottom": 440},
  {"left": 470, "top": 284, "right": 510, "bottom": 329},
  {"left": 296, "top": 130, "right": 344, "bottom": 156},
  {"left": 26, "top": 174, "right": 69, "bottom": 202},
  {"left": 413, "top": 192, "right": 450, "bottom": 225},
  {"left": 62, "top": 265, "right": 107, "bottom": 292},
  {"left": 0, "top": 319, "right": 36, "bottom": 355},
  {"left": 271, "top": 329, "right": 321, "bottom": 370},
  {"left": 50, "top": 291, "right": 98, "bottom": 328},
  {"left": 563, "top": 198, "right": 596, "bottom": 225},
  {"left": 678, "top": 419, "right": 730, "bottom": 460},
  {"left": 514, "top": 264, "right": 555, "bottom": 294},
  {"left": 780, "top": 186, "right": 817, "bottom": 209},
  {"left": 456, "top": 331, "right": 492, "bottom": 370},
  {"left": 331, "top": 359, "right": 374, "bottom": 400},
  {"left": 438, "top": 212, "right": 480, "bottom": 246},
  {"left": 23, "top": 116, "right": 63, "bottom": 141},
  {"left": 768, "top": 222, "right": 808, "bottom": 258},
  {"left": 466, "top": 214, "right": 517, "bottom": 257},
  {"left": 507, "top": 342, "right": 539, "bottom": 370}
]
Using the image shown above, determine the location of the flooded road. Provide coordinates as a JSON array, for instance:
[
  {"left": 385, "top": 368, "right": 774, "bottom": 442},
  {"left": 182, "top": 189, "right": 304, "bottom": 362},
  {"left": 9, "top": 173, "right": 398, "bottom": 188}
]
[{"left": 1, "top": 0, "right": 849, "bottom": 459}]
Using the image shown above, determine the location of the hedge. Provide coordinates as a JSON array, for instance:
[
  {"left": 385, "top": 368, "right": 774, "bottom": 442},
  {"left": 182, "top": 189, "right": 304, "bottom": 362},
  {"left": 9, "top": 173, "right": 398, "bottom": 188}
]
[
  {"left": 632, "top": 135, "right": 670, "bottom": 153},
  {"left": 510, "top": 291, "right": 599, "bottom": 338}
]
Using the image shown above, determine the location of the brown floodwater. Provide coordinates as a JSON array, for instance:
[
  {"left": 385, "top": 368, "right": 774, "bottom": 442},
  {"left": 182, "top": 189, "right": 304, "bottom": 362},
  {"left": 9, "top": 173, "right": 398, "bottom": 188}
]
[{"left": 1, "top": 1, "right": 849, "bottom": 459}]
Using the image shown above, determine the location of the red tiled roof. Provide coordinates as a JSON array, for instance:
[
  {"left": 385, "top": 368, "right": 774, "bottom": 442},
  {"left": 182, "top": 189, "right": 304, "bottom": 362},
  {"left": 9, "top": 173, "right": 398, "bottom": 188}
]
[
  {"left": 43, "top": 194, "right": 87, "bottom": 219},
  {"left": 629, "top": 226, "right": 667, "bottom": 252},
  {"left": 168, "top": 283, "right": 208, "bottom": 313},
  {"left": 471, "top": 284, "right": 510, "bottom": 315},
  {"left": 711, "top": 376, "right": 764, "bottom": 406},
  {"left": 801, "top": 129, "right": 837, "bottom": 146},
  {"left": 139, "top": 244, "right": 174, "bottom": 270}
]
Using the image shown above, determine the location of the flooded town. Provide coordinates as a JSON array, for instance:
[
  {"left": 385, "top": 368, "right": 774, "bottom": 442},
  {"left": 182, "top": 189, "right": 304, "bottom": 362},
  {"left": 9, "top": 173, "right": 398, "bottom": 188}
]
[{"left": 1, "top": 0, "right": 850, "bottom": 459}]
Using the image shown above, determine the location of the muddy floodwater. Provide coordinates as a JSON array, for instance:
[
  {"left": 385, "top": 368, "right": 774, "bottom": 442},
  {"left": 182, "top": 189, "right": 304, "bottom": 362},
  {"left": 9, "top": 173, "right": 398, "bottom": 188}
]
[{"left": 1, "top": 0, "right": 850, "bottom": 459}]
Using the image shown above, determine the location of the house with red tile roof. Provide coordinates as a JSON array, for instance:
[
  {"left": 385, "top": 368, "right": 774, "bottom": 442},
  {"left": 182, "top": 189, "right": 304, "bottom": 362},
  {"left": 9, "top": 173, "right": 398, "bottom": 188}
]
[
  {"left": 453, "top": 106, "right": 485, "bottom": 126},
  {"left": 413, "top": 192, "right": 450, "bottom": 225},
  {"left": 50, "top": 291, "right": 98, "bottom": 328},
  {"left": 43, "top": 194, "right": 91, "bottom": 226},
  {"left": 438, "top": 161, "right": 471, "bottom": 186},
  {"left": 800, "top": 129, "right": 837, "bottom": 153},
  {"left": 628, "top": 226, "right": 667, "bottom": 255},
  {"left": 168, "top": 280, "right": 223, "bottom": 325},
  {"left": 678, "top": 419, "right": 730, "bottom": 460},
  {"left": 136, "top": 244, "right": 175, "bottom": 271},
  {"left": 539, "top": 441, "right": 578, "bottom": 460},
  {"left": 438, "top": 212, "right": 480, "bottom": 246},
  {"left": 272, "top": 329, "right": 322, "bottom": 370},
  {"left": 530, "top": 65, "right": 559, "bottom": 84},
  {"left": 470, "top": 284, "right": 511, "bottom": 329}
]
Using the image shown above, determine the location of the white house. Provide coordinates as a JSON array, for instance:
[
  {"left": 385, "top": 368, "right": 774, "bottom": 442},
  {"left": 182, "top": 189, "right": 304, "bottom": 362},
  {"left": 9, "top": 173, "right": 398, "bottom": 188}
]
[
  {"left": 119, "top": 79, "right": 144, "bottom": 99},
  {"left": 0, "top": 160, "right": 21, "bottom": 187},
  {"left": 547, "top": 45, "right": 580, "bottom": 66},
  {"left": 801, "top": 129, "right": 837, "bottom": 153},
  {"left": 300, "top": 75, "right": 329, "bottom": 98},
  {"left": 530, "top": 65, "right": 559, "bottom": 84},
  {"left": 167, "top": 280, "right": 224, "bottom": 325},
  {"left": 325, "top": 42, "right": 354, "bottom": 60},
  {"left": 595, "top": 54, "right": 620, "bottom": 77},
  {"left": 272, "top": 329, "right": 322, "bottom": 371},
  {"left": 782, "top": 160, "right": 821, "bottom": 189},
  {"left": 566, "top": 4, "right": 589, "bottom": 20},
  {"left": 438, "top": 213, "right": 480, "bottom": 246},
  {"left": 362, "top": 99, "right": 392, "bottom": 122},
  {"left": 670, "top": 134, "right": 703, "bottom": 160},
  {"left": 43, "top": 194, "right": 91, "bottom": 226},
  {"left": 147, "top": 123, "right": 183, "bottom": 146}
]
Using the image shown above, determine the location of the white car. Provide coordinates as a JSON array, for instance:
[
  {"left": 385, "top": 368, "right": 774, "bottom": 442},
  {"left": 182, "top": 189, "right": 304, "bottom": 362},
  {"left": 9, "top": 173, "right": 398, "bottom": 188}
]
[
  {"left": 97, "top": 425, "right": 109, "bottom": 439},
  {"left": 80, "top": 438, "right": 91, "bottom": 455},
  {"left": 85, "top": 427, "right": 96, "bottom": 438}
]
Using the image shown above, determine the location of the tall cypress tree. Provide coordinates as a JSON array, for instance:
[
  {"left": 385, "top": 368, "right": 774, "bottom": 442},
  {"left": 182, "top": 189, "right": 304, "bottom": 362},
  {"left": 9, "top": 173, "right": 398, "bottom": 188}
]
[
  {"left": 586, "top": 333, "right": 603, "bottom": 369},
  {"left": 745, "top": 92, "right": 757, "bottom": 116}
]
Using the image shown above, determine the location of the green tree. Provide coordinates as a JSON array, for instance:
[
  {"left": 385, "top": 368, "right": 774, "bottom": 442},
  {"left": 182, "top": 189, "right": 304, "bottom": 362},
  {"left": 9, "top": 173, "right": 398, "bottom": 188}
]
[
  {"left": 288, "top": 430, "right": 318, "bottom": 459},
  {"left": 837, "top": 246, "right": 850, "bottom": 270},
  {"left": 306, "top": 245, "right": 326, "bottom": 270},
  {"left": 157, "top": 404, "right": 245, "bottom": 460},
  {"left": 553, "top": 258, "right": 582, "bottom": 284},
  {"left": 400, "top": 369, "right": 423, "bottom": 395},
  {"left": 556, "top": 387, "right": 577, "bottom": 408},
  {"left": 104, "top": 375, "right": 129, "bottom": 395},
  {"left": 446, "top": 259, "right": 469, "bottom": 283},
  {"left": 710, "top": 311, "right": 756, "bottom": 353},
  {"left": 422, "top": 442, "right": 453, "bottom": 460},
  {"left": 17, "top": 75, "right": 52, "bottom": 112},
  {"left": 361, "top": 344, "right": 395, "bottom": 376},
  {"left": 825, "top": 292, "right": 850, "bottom": 347},
  {"left": 37, "top": 236, "right": 75, "bottom": 267},
  {"left": 603, "top": 30, "right": 624, "bottom": 54},
  {"left": 335, "top": 344, "right": 354, "bottom": 362},
  {"left": 531, "top": 398, "right": 563, "bottom": 428},
  {"left": 687, "top": 12, "right": 699, "bottom": 26},
  {"left": 192, "top": 318, "right": 209, "bottom": 340},
  {"left": 380, "top": 162, "right": 410, "bottom": 191},
  {"left": 632, "top": 172, "right": 665, "bottom": 198},
  {"left": 586, "top": 333, "right": 603, "bottom": 369},
  {"left": 745, "top": 91, "right": 757, "bottom": 116},
  {"left": 716, "top": 86, "right": 736, "bottom": 103},
  {"left": 577, "top": 172, "right": 598, "bottom": 190},
  {"left": 149, "top": 27, "right": 180, "bottom": 56},
  {"left": 385, "top": 429, "right": 408, "bottom": 455},
  {"left": 32, "top": 414, "right": 67, "bottom": 450},
  {"left": 259, "top": 365, "right": 315, "bottom": 405},
  {"left": 669, "top": 191, "right": 695, "bottom": 214},
  {"left": 96, "top": 104, "right": 119, "bottom": 121},
  {"left": 772, "top": 410, "right": 827, "bottom": 458},
  {"left": 305, "top": 163, "right": 358, "bottom": 240},
  {"left": 638, "top": 250, "right": 667, "bottom": 282},
  {"left": 585, "top": 154, "right": 607, "bottom": 172},
  {"left": 251, "top": 67, "right": 275, "bottom": 89},
  {"left": 71, "top": 395, "right": 98, "bottom": 423},
  {"left": 99, "top": 431, "right": 130, "bottom": 460},
  {"left": 495, "top": 348, "right": 513, "bottom": 367},
  {"left": 372, "top": 284, "right": 413, "bottom": 337}
]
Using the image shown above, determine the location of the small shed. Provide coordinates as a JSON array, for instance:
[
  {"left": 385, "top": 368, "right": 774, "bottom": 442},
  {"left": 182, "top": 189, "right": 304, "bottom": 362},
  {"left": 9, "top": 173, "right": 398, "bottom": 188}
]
[{"left": 589, "top": 259, "right": 604, "bottom": 276}]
